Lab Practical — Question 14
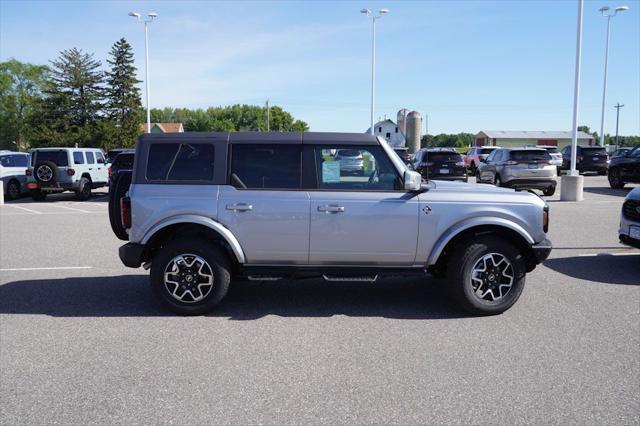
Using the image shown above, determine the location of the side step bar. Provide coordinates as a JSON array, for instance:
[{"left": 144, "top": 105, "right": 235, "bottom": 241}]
[{"left": 322, "top": 274, "right": 378, "bottom": 283}]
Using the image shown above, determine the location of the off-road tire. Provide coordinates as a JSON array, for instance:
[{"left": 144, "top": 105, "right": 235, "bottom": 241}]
[
  {"left": 6, "top": 179, "right": 20, "bottom": 201},
  {"left": 150, "top": 238, "right": 231, "bottom": 315},
  {"left": 108, "top": 172, "right": 132, "bottom": 241},
  {"left": 543, "top": 186, "right": 556, "bottom": 196},
  {"left": 34, "top": 160, "right": 58, "bottom": 186},
  {"left": 76, "top": 177, "right": 92, "bottom": 201},
  {"left": 446, "top": 236, "right": 527, "bottom": 316},
  {"left": 608, "top": 168, "right": 625, "bottom": 189}
]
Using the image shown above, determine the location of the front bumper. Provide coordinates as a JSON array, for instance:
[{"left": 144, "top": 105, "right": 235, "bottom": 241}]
[
  {"left": 119, "top": 243, "right": 145, "bottom": 268},
  {"left": 532, "top": 238, "right": 553, "bottom": 263}
]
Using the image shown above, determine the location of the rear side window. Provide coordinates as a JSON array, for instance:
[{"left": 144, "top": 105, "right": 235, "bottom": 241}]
[
  {"left": 147, "top": 143, "right": 215, "bottom": 181},
  {"left": 73, "top": 152, "right": 84, "bottom": 164},
  {"left": 96, "top": 152, "right": 105, "bottom": 164},
  {"left": 509, "top": 150, "right": 551, "bottom": 162},
  {"left": 230, "top": 144, "right": 301, "bottom": 189},
  {"left": 86, "top": 152, "right": 95, "bottom": 164},
  {"left": 35, "top": 150, "right": 69, "bottom": 166},
  {"left": 114, "top": 153, "right": 134, "bottom": 168}
]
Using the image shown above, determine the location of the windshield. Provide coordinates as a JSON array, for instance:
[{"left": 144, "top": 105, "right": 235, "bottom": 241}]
[
  {"left": 542, "top": 147, "right": 559, "bottom": 153},
  {"left": 378, "top": 137, "right": 408, "bottom": 174},
  {"left": 510, "top": 150, "right": 551, "bottom": 162},
  {"left": 580, "top": 147, "right": 607, "bottom": 155}
]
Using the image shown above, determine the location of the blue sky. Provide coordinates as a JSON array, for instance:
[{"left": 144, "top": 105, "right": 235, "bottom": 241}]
[{"left": 1, "top": 0, "right": 638, "bottom": 135}]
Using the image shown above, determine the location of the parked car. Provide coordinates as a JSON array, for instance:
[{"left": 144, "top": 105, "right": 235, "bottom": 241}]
[
  {"left": 112, "top": 132, "right": 552, "bottom": 316},
  {"left": 476, "top": 147, "right": 557, "bottom": 196},
  {"left": 560, "top": 145, "right": 608, "bottom": 175},
  {"left": 536, "top": 145, "right": 563, "bottom": 175},
  {"left": 108, "top": 149, "right": 135, "bottom": 187},
  {"left": 412, "top": 148, "right": 468, "bottom": 182},
  {"left": 26, "top": 147, "right": 109, "bottom": 201},
  {"left": 611, "top": 147, "right": 632, "bottom": 158},
  {"left": 106, "top": 148, "right": 130, "bottom": 164},
  {"left": 393, "top": 146, "right": 412, "bottom": 165},
  {"left": 464, "top": 146, "right": 499, "bottom": 173},
  {"left": 334, "top": 148, "right": 365, "bottom": 175},
  {"left": 619, "top": 186, "right": 640, "bottom": 249},
  {"left": 608, "top": 146, "right": 640, "bottom": 189},
  {"left": 0, "top": 151, "right": 30, "bottom": 201}
]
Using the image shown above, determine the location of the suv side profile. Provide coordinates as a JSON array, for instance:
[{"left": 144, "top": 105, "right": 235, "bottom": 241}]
[
  {"left": 560, "top": 145, "right": 608, "bottom": 175},
  {"left": 26, "top": 148, "right": 108, "bottom": 201},
  {"left": 464, "top": 146, "right": 499, "bottom": 174},
  {"left": 608, "top": 145, "right": 640, "bottom": 189},
  {"left": 0, "top": 151, "right": 30, "bottom": 201},
  {"left": 113, "top": 132, "right": 552, "bottom": 316},
  {"left": 476, "top": 147, "right": 557, "bottom": 196}
]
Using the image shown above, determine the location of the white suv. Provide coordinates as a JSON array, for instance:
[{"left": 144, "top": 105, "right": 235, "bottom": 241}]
[
  {"left": 26, "top": 148, "right": 108, "bottom": 201},
  {"left": 1, "top": 151, "right": 30, "bottom": 200}
]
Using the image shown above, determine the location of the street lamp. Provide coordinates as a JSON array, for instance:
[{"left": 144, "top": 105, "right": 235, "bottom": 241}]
[
  {"left": 361, "top": 8, "right": 389, "bottom": 135},
  {"left": 129, "top": 11, "right": 158, "bottom": 134},
  {"left": 597, "top": 5, "right": 629, "bottom": 146}
]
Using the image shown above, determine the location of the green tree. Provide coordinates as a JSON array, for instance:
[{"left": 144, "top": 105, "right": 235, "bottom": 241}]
[
  {"left": 32, "top": 48, "right": 103, "bottom": 147},
  {"left": 102, "top": 38, "right": 143, "bottom": 148},
  {"left": 0, "top": 59, "right": 49, "bottom": 150}
]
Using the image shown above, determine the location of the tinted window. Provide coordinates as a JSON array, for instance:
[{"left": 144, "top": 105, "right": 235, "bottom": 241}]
[
  {"left": 113, "top": 153, "right": 134, "bottom": 168},
  {"left": 580, "top": 147, "right": 607, "bottom": 156},
  {"left": 509, "top": 150, "right": 552, "bottom": 162},
  {"left": 147, "top": 143, "right": 214, "bottom": 181},
  {"left": 425, "top": 152, "right": 462, "bottom": 162},
  {"left": 86, "top": 152, "right": 95, "bottom": 164},
  {"left": 10, "top": 155, "right": 27, "bottom": 167},
  {"left": 480, "top": 148, "right": 496, "bottom": 155},
  {"left": 315, "top": 145, "right": 400, "bottom": 191},
  {"left": 231, "top": 145, "right": 301, "bottom": 189},
  {"left": 35, "top": 150, "right": 69, "bottom": 166},
  {"left": 73, "top": 152, "right": 84, "bottom": 164},
  {"left": 542, "top": 147, "right": 558, "bottom": 154}
]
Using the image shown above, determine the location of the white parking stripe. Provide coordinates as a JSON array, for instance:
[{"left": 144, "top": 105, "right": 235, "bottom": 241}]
[
  {"left": 577, "top": 252, "right": 640, "bottom": 257},
  {"left": 0, "top": 266, "right": 93, "bottom": 272},
  {"left": 3, "top": 204, "right": 43, "bottom": 214},
  {"left": 48, "top": 204, "right": 91, "bottom": 213}
]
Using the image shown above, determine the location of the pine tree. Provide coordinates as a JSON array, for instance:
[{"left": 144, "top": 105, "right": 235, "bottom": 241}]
[
  {"left": 33, "top": 48, "right": 103, "bottom": 147},
  {"left": 103, "top": 38, "right": 142, "bottom": 148}
]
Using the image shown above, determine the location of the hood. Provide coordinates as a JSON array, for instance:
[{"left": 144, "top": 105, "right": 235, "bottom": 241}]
[
  {"left": 429, "top": 179, "right": 546, "bottom": 206},
  {"left": 626, "top": 186, "right": 640, "bottom": 201}
]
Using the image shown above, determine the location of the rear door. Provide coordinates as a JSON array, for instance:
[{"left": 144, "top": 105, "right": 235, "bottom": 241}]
[
  {"left": 93, "top": 151, "right": 109, "bottom": 184},
  {"left": 307, "top": 144, "right": 419, "bottom": 266},
  {"left": 217, "top": 142, "right": 310, "bottom": 264}
]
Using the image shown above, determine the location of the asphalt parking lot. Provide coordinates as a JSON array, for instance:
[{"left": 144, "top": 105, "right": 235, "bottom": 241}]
[{"left": 1, "top": 177, "right": 638, "bottom": 425}]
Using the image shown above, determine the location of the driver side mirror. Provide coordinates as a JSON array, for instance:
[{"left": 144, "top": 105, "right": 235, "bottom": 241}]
[{"left": 404, "top": 170, "right": 422, "bottom": 191}]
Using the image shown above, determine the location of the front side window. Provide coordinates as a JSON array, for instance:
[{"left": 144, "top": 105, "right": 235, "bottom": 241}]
[
  {"left": 73, "top": 152, "right": 84, "bottom": 164},
  {"left": 10, "top": 155, "right": 27, "bottom": 167},
  {"left": 96, "top": 152, "right": 105, "bottom": 164},
  {"left": 486, "top": 150, "right": 499, "bottom": 162},
  {"left": 230, "top": 144, "right": 301, "bottom": 189},
  {"left": 315, "top": 145, "right": 401, "bottom": 191},
  {"left": 85, "top": 152, "right": 95, "bottom": 164},
  {"left": 147, "top": 143, "right": 215, "bottom": 181}
]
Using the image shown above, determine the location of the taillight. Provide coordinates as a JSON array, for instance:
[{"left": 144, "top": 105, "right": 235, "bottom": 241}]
[
  {"left": 67, "top": 169, "right": 75, "bottom": 176},
  {"left": 108, "top": 167, "right": 113, "bottom": 178},
  {"left": 120, "top": 197, "right": 131, "bottom": 229},
  {"left": 543, "top": 206, "right": 549, "bottom": 233},
  {"left": 25, "top": 169, "right": 32, "bottom": 176}
]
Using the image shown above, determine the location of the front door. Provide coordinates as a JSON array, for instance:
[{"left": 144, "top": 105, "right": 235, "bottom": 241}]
[
  {"left": 217, "top": 143, "right": 309, "bottom": 264},
  {"left": 308, "top": 144, "right": 419, "bottom": 266}
]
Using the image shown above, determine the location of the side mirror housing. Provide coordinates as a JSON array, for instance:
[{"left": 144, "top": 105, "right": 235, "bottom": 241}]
[{"left": 404, "top": 170, "right": 422, "bottom": 191}]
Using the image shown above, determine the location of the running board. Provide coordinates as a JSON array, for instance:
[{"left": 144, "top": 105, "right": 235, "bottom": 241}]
[
  {"left": 322, "top": 274, "right": 379, "bottom": 283},
  {"left": 247, "top": 275, "right": 283, "bottom": 281}
]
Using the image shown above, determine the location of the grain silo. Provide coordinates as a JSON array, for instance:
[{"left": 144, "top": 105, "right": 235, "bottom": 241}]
[
  {"left": 396, "top": 108, "right": 409, "bottom": 136},
  {"left": 405, "top": 111, "right": 422, "bottom": 154}
]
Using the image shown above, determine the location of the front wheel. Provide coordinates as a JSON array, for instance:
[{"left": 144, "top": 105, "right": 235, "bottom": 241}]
[
  {"left": 150, "top": 238, "right": 231, "bottom": 315},
  {"left": 76, "top": 177, "right": 92, "bottom": 201},
  {"left": 446, "top": 236, "right": 527, "bottom": 315},
  {"left": 608, "top": 168, "right": 625, "bottom": 189}
]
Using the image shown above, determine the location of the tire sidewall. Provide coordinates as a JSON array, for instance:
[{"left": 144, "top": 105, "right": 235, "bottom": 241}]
[
  {"left": 150, "top": 239, "right": 231, "bottom": 315},
  {"left": 6, "top": 180, "right": 20, "bottom": 200},
  {"left": 449, "top": 236, "right": 527, "bottom": 315}
]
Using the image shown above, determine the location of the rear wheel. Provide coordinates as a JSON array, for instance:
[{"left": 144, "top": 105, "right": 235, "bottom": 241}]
[
  {"left": 446, "top": 236, "right": 527, "bottom": 315},
  {"left": 608, "top": 168, "right": 625, "bottom": 189},
  {"left": 543, "top": 186, "right": 556, "bottom": 196},
  {"left": 6, "top": 179, "right": 20, "bottom": 201},
  {"left": 150, "top": 238, "right": 231, "bottom": 315},
  {"left": 30, "top": 190, "right": 47, "bottom": 201},
  {"left": 75, "top": 177, "right": 92, "bottom": 201}
]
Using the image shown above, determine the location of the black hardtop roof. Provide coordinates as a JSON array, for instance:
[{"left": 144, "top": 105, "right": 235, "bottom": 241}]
[{"left": 138, "top": 131, "right": 380, "bottom": 146}]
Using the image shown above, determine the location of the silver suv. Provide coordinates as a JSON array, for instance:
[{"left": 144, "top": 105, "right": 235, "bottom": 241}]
[
  {"left": 113, "top": 132, "right": 552, "bottom": 316},
  {"left": 26, "top": 148, "right": 109, "bottom": 201}
]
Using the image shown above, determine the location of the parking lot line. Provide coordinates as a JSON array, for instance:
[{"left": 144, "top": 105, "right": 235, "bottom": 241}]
[
  {"left": 578, "top": 252, "right": 640, "bottom": 257},
  {"left": 3, "top": 204, "right": 43, "bottom": 214},
  {"left": 0, "top": 266, "right": 93, "bottom": 272},
  {"left": 48, "top": 204, "right": 92, "bottom": 213}
]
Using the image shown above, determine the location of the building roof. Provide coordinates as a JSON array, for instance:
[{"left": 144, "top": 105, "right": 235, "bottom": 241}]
[
  {"left": 139, "top": 122, "right": 184, "bottom": 133},
  {"left": 478, "top": 130, "right": 593, "bottom": 140}
]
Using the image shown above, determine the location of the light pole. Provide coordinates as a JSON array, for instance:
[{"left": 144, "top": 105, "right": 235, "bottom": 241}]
[
  {"left": 597, "top": 5, "right": 629, "bottom": 146},
  {"left": 614, "top": 102, "right": 624, "bottom": 149},
  {"left": 361, "top": 8, "right": 389, "bottom": 135},
  {"left": 129, "top": 11, "right": 158, "bottom": 134}
]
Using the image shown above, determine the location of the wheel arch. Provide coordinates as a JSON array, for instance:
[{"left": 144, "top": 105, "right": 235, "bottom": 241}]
[
  {"left": 427, "top": 218, "right": 538, "bottom": 273},
  {"left": 141, "top": 215, "right": 246, "bottom": 265}
]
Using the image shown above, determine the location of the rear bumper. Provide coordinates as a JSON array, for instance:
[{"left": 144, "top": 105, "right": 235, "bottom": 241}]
[
  {"left": 532, "top": 238, "right": 553, "bottom": 263},
  {"left": 503, "top": 179, "right": 556, "bottom": 190},
  {"left": 119, "top": 243, "right": 145, "bottom": 268},
  {"left": 578, "top": 164, "right": 607, "bottom": 172}
]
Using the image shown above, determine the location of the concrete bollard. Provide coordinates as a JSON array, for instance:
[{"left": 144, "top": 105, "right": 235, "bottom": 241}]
[
  {"left": 0, "top": 180, "right": 3, "bottom": 205},
  {"left": 560, "top": 174, "right": 584, "bottom": 201}
]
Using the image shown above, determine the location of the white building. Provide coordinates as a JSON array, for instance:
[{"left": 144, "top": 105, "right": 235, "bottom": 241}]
[{"left": 366, "top": 119, "right": 406, "bottom": 148}]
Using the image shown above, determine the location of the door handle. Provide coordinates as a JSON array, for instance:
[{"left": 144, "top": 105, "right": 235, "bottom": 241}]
[
  {"left": 318, "top": 205, "right": 345, "bottom": 213},
  {"left": 226, "top": 203, "right": 253, "bottom": 212}
]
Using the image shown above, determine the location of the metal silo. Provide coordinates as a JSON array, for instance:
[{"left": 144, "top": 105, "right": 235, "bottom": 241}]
[
  {"left": 397, "top": 108, "right": 409, "bottom": 136},
  {"left": 405, "top": 111, "right": 422, "bottom": 154}
]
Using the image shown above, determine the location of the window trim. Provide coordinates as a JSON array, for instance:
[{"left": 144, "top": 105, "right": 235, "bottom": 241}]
[{"left": 227, "top": 143, "right": 303, "bottom": 191}]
